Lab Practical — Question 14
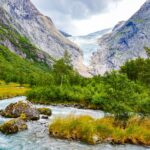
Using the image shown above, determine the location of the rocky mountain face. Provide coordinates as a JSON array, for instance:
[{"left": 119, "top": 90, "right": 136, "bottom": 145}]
[
  {"left": 90, "top": 0, "right": 150, "bottom": 75},
  {"left": 0, "top": 0, "right": 88, "bottom": 76},
  {"left": 0, "top": 6, "right": 53, "bottom": 66},
  {"left": 59, "top": 30, "right": 72, "bottom": 37}
]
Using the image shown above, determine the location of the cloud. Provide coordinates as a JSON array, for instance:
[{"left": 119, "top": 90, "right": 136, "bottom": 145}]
[
  {"left": 31, "top": 0, "right": 123, "bottom": 34},
  {"left": 32, "top": 0, "right": 122, "bottom": 20}
]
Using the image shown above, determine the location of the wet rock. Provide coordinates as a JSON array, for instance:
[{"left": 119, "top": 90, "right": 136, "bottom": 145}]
[
  {"left": 2, "top": 101, "right": 39, "bottom": 120},
  {"left": 104, "top": 137, "right": 113, "bottom": 143},
  {"left": 0, "top": 109, "right": 4, "bottom": 115},
  {"left": 0, "top": 118, "right": 27, "bottom": 134},
  {"left": 41, "top": 115, "right": 49, "bottom": 119},
  {"left": 92, "top": 135, "right": 99, "bottom": 144},
  {"left": 37, "top": 108, "right": 52, "bottom": 116}
]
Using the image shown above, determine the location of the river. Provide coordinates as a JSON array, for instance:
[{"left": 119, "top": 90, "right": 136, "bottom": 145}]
[{"left": 0, "top": 97, "right": 149, "bottom": 150}]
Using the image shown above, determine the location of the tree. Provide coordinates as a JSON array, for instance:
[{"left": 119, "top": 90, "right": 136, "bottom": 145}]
[
  {"left": 120, "top": 58, "right": 150, "bottom": 86},
  {"left": 52, "top": 51, "right": 73, "bottom": 86},
  {"left": 144, "top": 47, "right": 150, "bottom": 58}
]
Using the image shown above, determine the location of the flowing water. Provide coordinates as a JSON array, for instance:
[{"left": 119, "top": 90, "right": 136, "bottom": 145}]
[{"left": 0, "top": 97, "right": 149, "bottom": 150}]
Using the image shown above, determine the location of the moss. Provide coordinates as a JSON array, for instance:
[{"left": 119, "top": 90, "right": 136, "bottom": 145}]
[
  {"left": 37, "top": 108, "right": 52, "bottom": 116},
  {"left": 20, "top": 113, "right": 27, "bottom": 121}
]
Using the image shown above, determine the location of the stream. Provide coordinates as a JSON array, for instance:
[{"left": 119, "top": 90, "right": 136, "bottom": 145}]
[{"left": 0, "top": 96, "right": 149, "bottom": 150}]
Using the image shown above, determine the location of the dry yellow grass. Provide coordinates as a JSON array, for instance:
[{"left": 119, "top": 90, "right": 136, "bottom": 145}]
[
  {"left": 0, "top": 81, "right": 29, "bottom": 99},
  {"left": 49, "top": 115, "right": 150, "bottom": 146}
]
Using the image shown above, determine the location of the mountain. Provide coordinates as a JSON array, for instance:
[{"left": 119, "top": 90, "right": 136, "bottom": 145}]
[
  {"left": 0, "top": 0, "right": 87, "bottom": 75},
  {"left": 59, "top": 30, "right": 72, "bottom": 37},
  {"left": 0, "top": 6, "right": 53, "bottom": 66},
  {"left": 69, "top": 29, "right": 111, "bottom": 65},
  {"left": 85, "top": 29, "right": 112, "bottom": 39},
  {"left": 90, "top": 0, "right": 150, "bottom": 75}
]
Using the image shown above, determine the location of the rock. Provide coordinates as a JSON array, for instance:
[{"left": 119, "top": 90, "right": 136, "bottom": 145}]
[
  {"left": 92, "top": 135, "right": 99, "bottom": 144},
  {"left": 37, "top": 108, "right": 52, "bottom": 116},
  {"left": 2, "top": 101, "right": 40, "bottom": 120},
  {"left": 41, "top": 115, "right": 49, "bottom": 119},
  {"left": 104, "top": 137, "right": 113, "bottom": 143},
  {"left": 0, "top": 109, "right": 4, "bottom": 115},
  {"left": 0, "top": 118, "right": 27, "bottom": 134}
]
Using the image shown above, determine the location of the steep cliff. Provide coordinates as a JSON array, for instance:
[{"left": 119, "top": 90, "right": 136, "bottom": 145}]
[{"left": 91, "top": 0, "right": 149, "bottom": 75}]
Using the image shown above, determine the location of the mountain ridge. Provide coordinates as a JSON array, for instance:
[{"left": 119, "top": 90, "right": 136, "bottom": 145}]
[
  {"left": 0, "top": 0, "right": 90, "bottom": 76},
  {"left": 90, "top": 0, "right": 149, "bottom": 75}
]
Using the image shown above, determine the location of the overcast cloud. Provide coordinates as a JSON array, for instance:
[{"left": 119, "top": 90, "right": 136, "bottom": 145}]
[
  {"left": 31, "top": 0, "right": 146, "bottom": 35},
  {"left": 32, "top": 0, "right": 121, "bottom": 19}
]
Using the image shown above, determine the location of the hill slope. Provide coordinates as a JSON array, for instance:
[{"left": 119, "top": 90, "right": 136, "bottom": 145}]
[{"left": 0, "top": 0, "right": 87, "bottom": 75}]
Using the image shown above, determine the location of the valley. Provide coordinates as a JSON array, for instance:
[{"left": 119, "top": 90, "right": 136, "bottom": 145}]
[
  {"left": 68, "top": 29, "right": 111, "bottom": 65},
  {"left": 0, "top": 0, "right": 149, "bottom": 149}
]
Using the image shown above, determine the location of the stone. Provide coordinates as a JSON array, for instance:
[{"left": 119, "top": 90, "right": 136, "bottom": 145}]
[
  {"left": 37, "top": 108, "right": 52, "bottom": 116},
  {"left": 2, "top": 101, "right": 40, "bottom": 120},
  {"left": 41, "top": 115, "right": 49, "bottom": 119},
  {"left": 0, "top": 118, "right": 27, "bottom": 134}
]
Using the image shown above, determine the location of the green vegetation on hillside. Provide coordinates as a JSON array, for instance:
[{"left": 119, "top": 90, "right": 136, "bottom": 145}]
[
  {"left": 144, "top": 46, "right": 150, "bottom": 57},
  {"left": 120, "top": 58, "right": 150, "bottom": 86},
  {"left": 0, "top": 40, "right": 150, "bottom": 119},
  {"left": 0, "top": 23, "right": 53, "bottom": 64},
  {"left": 27, "top": 57, "right": 150, "bottom": 120},
  {"left": 0, "top": 45, "right": 53, "bottom": 86}
]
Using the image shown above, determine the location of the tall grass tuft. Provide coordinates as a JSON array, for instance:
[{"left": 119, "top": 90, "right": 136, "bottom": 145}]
[{"left": 49, "top": 115, "right": 150, "bottom": 146}]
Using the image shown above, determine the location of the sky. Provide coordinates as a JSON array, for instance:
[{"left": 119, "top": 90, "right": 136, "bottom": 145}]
[{"left": 31, "top": 0, "right": 146, "bottom": 36}]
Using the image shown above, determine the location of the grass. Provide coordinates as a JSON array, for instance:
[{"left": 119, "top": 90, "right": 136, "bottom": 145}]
[
  {"left": 49, "top": 115, "right": 150, "bottom": 146},
  {"left": 0, "top": 81, "right": 29, "bottom": 99}
]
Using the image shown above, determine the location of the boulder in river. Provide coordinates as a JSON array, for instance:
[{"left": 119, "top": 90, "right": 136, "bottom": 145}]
[
  {"left": 1, "top": 101, "right": 40, "bottom": 120},
  {"left": 0, "top": 118, "right": 27, "bottom": 134}
]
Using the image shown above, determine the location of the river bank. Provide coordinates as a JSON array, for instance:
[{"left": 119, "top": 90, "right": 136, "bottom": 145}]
[{"left": 0, "top": 96, "right": 150, "bottom": 150}]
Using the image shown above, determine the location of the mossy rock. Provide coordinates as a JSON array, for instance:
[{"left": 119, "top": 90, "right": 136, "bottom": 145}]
[
  {"left": 2, "top": 101, "right": 40, "bottom": 120},
  {"left": 37, "top": 108, "right": 52, "bottom": 116},
  {"left": 0, "top": 110, "right": 4, "bottom": 116},
  {"left": 0, "top": 118, "right": 27, "bottom": 134}
]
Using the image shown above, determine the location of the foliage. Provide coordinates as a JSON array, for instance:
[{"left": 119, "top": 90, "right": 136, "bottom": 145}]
[
  {"left": 0, "top": 45, "right": 53, "bottom": 86},
  {"left": 0, "top": 34, "right": 150, "bottom": 121},
  {"left": 144, "top": 47, "right": 150, "bottom": 57},
  {"left": 120, "top": 58, "right": 150, "bottom": 86}
]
